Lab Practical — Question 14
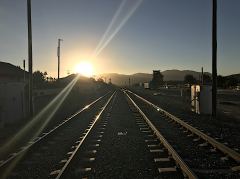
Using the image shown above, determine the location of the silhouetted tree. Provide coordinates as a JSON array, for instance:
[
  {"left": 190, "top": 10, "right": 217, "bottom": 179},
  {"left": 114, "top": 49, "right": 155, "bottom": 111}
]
[
  {"left": 90, "top": 77, "right": 96, "bottom": 82},
  {"left": 97, "top": 78, "right": 104, "bottom": 83},
  {"left": 33, "top": 71, "right": 46, "bottom": 88},
  {"left": 184, "top": 74, "right": 196, "bottom": 85},
  {"left": 43, "top": 71, "right": 48, "bottom": 79}
]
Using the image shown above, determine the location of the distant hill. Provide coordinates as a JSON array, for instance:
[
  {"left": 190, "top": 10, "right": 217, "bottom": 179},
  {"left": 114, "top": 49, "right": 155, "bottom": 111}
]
[
  {"left": 98, "top": 70, "right": 212, "bottom": 85},
  {"left": 225, "top": 74, "right": 240, "bottom": 81},
  {"left": 1, "top": 61, "right": 239, "bottom": 86},
  {"left": 162, "top": 69, "right": 208, "bottom": 81}
]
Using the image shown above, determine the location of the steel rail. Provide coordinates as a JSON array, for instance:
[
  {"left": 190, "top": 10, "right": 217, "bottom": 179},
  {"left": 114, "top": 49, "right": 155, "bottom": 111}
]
[
  {"left": 126, "top": 90, "right": 240, "bottom": 164},
  {"left": 54, "top": 91, "right": 116, "bottom": 179},
  {"left": 124, "top": 90, "right": 198, "bottom": 179},
  {"left": 0, "top": 91, "right": 112, "bottom": 168}
]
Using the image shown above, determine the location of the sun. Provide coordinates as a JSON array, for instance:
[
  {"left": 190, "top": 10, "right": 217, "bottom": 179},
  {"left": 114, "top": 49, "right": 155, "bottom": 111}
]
[{"left": 75, "top": 61, "right": 94, "bottom": 77}]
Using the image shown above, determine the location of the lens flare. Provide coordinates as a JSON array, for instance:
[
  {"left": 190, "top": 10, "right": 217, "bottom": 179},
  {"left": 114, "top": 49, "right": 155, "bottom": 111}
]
[
  {"left": 93, "top": 0, "right": 143, "bottom": 58},
  {"left": 92, "top": 0, "right": 127, "bottom": 57}
]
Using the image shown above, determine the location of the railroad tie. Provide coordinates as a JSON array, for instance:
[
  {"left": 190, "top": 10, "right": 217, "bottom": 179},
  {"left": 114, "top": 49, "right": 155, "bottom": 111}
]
[
  {"left": 75, "top": 140, "right": 81, "bottom": 144},
  {"left": 71, "top": 145, "right": 77, "bottom": 149},
  {"left": 50, "top": 169, "right": 61, "bottom": 176},
  {"left": 80, "top": 167, "right": 92, "bottom": 172},
  {"left": 198, "top": 142, "right": 208, "bottom": 147},
  {"left": 88, "top": 157, "right": 95, "bottom": 162},
  {"left": 154, "top": 158, "right": 171, "bottom": 162},
  {"left": 147, "top": 134, "right": 155, "bottom": 137},
  {"left": 220, "top": 156, "right": 229, "bottom": 161},
  {"left": 91, "top": 144, "right": 100, "bottom": 147},
  {"left": 97, "top": 131, "right": 104, "bottom": 134},
  {"left": 210, "top": 148, "right": 217, "bottom": 152},
  {"left": 148, "top": 144, "right": 160, "bottom": 148},
  {"left": 140, "top": 127, "right": 149, "bottom": 131},
  {"left": 76, "top": 168, "right": 92, "bottom": 174},
  {"left": 67, "top": 151, "right": 74, "bottom": 155},
  {"left": 145, "top": 139, "right": 158, "bottom": 142},
  {"left": 97, "top": 135, "right": 103, "bottom": 138},
  {"left": 193, "top": 137, "right": 200, "bottom": 142},
  {"left": 60, "top": 159, "right": 68, "bottom": 163},
  {"left": 136, "top": 121, "right": 144, "bottom": 124},
  {"left": 158, "top": 167, "right": 177, "bottom": 173},
  {"left": 89, "top": 150, "right": 97, "bottom": 154},
  {"left": 187, "top": 133, "right": 194, "bottom": 137},
  {"left": 139, "top": 125, "right": 148, "bottom": 128},
  {"left": 92, "top": 139, "right": 101, "bottom": 142},
  {"left": 150, "top": 149, "right": 164, "bottom": 153},
  {"left": 141, "top": 129, "right": 151, "bottom": 133}
]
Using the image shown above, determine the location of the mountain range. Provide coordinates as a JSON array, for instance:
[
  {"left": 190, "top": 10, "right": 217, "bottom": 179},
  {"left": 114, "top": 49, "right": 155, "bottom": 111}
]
[
  {"left": 1, "top": 61, "right": 239, "bottom": 86},
  {"left": 98, "top": 70, "right": 211, "bottom": 85}
]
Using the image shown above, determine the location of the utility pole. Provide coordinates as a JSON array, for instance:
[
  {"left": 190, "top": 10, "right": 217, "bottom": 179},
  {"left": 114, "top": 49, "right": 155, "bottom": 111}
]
[
  {"left": 212, "top": 0, "right": 217, "bottom": 119},
  {"left": 57, "top": 38, "right": 63, "bottom": 80},
  {"left": 27, "top": 0, "right": 33, "bottom": 117},
  {"left": 201, "top": 67, "right": 204, "bottom": 85},
  {"left": 23, "top": 59, "right": 26, "bottom": 82}
]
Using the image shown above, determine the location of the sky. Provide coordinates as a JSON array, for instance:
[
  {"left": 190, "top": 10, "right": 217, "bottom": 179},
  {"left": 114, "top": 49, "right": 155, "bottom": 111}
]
[{"left": 0, "top": 0, "right": 239, "bottom": 77}]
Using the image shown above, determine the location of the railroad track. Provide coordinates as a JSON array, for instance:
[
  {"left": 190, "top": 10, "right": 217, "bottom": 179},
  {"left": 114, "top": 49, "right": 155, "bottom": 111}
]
[
  {"left": 1, "top": 89, "right": 239, "bottom": 178},
  {"left": 0, "top": 91, "right": 113, "bottom": 179},
  {"left": 48, "top": 90, "right": 196, "bottom": 178},
  {"left": 125, "top": 89, "right": 240, "bottom": 178},
  {"left": 49, "top": 91, "right": 116, "bottom": 179}
]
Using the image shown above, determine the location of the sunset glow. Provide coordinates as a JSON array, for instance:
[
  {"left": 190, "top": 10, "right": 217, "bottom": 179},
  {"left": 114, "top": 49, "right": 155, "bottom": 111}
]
[{"left": 74, "top": 61, "right": 94, "bottom": 77}]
